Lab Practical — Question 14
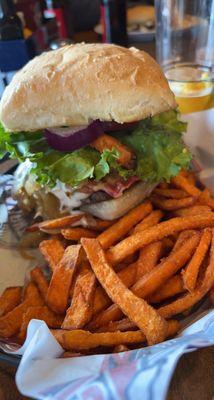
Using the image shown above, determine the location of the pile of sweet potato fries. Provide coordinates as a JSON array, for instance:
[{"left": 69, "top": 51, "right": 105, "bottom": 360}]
[{"left": 0, "top": 170, "right": 214, "bottom": 355}]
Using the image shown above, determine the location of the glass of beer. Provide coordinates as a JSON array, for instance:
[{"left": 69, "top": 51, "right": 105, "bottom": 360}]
[{"left": 155, "top": 0, "right": 214, "bottom": 114}]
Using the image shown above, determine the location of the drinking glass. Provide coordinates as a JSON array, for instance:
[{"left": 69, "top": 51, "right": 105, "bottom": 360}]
[{"left": 155, "top": 0, "right": 214, "bottom": 114}]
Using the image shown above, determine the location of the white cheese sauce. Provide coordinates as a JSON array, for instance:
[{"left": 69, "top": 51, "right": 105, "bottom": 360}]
[{"left": 13, "top": 160, "right": 90, "bottom": 213}]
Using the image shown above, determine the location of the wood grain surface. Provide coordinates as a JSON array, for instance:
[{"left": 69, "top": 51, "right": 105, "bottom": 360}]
[{"left": 0, "top": 346, "right": 213, "bottom": 400}]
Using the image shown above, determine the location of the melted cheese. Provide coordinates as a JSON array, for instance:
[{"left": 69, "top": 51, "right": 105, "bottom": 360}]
[{"left": 13, "top": 160, "right": 90, "bottom": 213}]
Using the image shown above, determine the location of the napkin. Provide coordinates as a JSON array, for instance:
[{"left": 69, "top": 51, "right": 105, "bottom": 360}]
[{"left": 2, "top": 311, "right": 213, "bottom": 400}]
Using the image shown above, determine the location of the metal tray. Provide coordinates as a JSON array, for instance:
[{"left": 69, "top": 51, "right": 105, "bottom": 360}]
[{"left": 0, "top": 350, "right": 20, "bottom": 367}]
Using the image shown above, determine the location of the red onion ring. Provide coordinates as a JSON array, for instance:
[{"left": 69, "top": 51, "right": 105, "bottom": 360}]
[
  {"left": 45, "top": 120, "right": 140, "bottom": 152},
  {"left": 45, "top": 120, "right": 103, "bottom": 152}
]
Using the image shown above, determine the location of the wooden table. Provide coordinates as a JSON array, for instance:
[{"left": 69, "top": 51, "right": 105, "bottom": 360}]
[{"left": 0, "top": 346, "right": 213, "bottom": 399}]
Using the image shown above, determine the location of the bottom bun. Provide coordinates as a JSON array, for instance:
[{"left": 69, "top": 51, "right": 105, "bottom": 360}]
[{"left": 80, "top": 181, "right": 155, "bottom": 220}]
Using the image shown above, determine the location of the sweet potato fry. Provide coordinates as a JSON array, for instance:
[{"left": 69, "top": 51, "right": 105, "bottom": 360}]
[
  {"left": 136, "top": 241, "right": 162, "bottom": 279},
  {"left": 130, "top": 233, "right": 200, "bottom": 298},
  {"left": 61, "top": 228, "right": 97, "bottom": 241},
  {"left": 53, "top": 329, "right": 147, "bottom": 350},
  {"left": 106, "top": 214, "right": 214, "bottom": 265},
  {"left": 172, "top": 205, "right": 212, "bottom": 217},
  {"left": 159, "top": 229, "right": 214, "bottom": 318},
  {"left": 30, "top": 267, "right": 49, "bottom": 300},
  {"left": 117, "top": 262, "right": 139, "bottom": 287},
  {"left": 88, "top": 303, "right": 120, "bottom": 331},
  {"left": 90, "top": 260, "right": 142, "bottom": 317},
  {"left": 151, "top": 195, "right": 197, "bottom": 211},
  {"left": 182, "top": 228, "right": 212, "bottom": 292},
  {"left": 159, "top": 284, "right": 211, "bottom": 319},
  {"left": 92, "top": 260, "right": 140, "bottom": 316},
  {"left": 52, "top": 319, "right": 180, "bottom": 350},
  {"left": 91, "top": 219, "right": 117, "bottom": 231},
  {"left": 178, "top": 170, "right": 196, "bottom": 186},
  {"left": 28, "top": 217, "right": 115, "bottom": 233},
  {"left": 0, "top": 287, "right": 22, "bottom": 317},
  {"left": 98, "top": 201, "right": 152, "bottom": 250},
  {"left": 98, "top": 319, "right": 180, "bottom": 338},
  {"left": 97, "top": 318, "right": 136, "bottom": 333},
  {"left": 92, "top": 286, "right": 111, "bottom": 315},
  {"left": 77, "top": 217, "right": 116, "bottom": 231},
  {"left": 69, "top": 256, "right": 92, "bottom": 299},
  {"left": 23, "top": 282, "right": 45, "bottom": 303},
  {"left": 62, "top": 265, "right": 96, "bottom": 329},
  {"left": 148, "top": 275, "right": 184, "bottom": 303},
  {"left": 38, "top": 214, "right": 84, "bottom": 231},
  {"left": 171, "top": 230, "right": 196, "bottom": 253},
  {"left": 0, "top": 303, "right": 29, "bottom": 338},
  {"left": 199, "top": 188, "right": 214, "bottom": 211},
  {"left": 91, "top": 133, "right": 133, "bottom": 167},
  {"left": 39, "top": 239, "right": 65, "bottom": 271},
  {"left": 46, "top": 245, "right": 82, "bottom": 314},
  {"left": 82, "top": 238, "right": 168, "bottom": 345},
  {"left": 132, "top": 210, "right": 163, "bottom": 234},
  {"left": 18, "top": 305, "right": 64, "bottom": 342},
  {"left": 90, "top": 234, "right": 200, "bottom": 329},
  {"left": 171, "top": 174, "right": 201, "bottom": 197},
  {"left": 153, "top": 188, "right": 188, "bottom": 199},
  {"left": 0, "top": 283, "right": 44, "bottom": 337}
]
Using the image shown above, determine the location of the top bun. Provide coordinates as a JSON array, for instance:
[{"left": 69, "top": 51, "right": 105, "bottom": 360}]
[{"left": 0, "top": 43, "right": 176, "bottom": 132}]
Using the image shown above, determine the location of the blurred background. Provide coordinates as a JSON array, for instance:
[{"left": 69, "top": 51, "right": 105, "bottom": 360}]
[
  {"left": 0, "top": 0, "right": 157, "bottom": 96},
  {"left": 0, "top": 0, "right": 213, "bottom": 112}
]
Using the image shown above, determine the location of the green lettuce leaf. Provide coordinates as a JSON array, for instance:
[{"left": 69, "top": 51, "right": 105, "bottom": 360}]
[
  {"left": 32, "top": 147, "right": 102, "bottom": 188},
  {"left": 94, "top": 148, "right": 133, "bottom": 180},
  {"left": 113, "top": 110, "right": 191, "bottom": 182},
  {"left": 0, "top": 125, "right": 46, "bottom": 160},
  {"left": 142, "top": 109, "right": 187, "bottom": 134},
  {"left": 0, "top": 110, "right": 191, "bottom": 187}
]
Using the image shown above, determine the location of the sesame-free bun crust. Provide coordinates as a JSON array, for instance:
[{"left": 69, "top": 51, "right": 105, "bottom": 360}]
[{"left": 0, "top": 43, "right": 176, "bottom": 132}]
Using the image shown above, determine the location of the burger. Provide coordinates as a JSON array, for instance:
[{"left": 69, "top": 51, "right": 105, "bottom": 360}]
[
  {"left": 127, "top": 5, "right": 155, "bottom": 30},
  {"left": 0, "top": 43, "right": 191, "bottom": 221}
]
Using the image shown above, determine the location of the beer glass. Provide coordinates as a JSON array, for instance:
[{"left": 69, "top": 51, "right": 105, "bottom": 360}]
[{"left": 155, "top": 0, "right": 214, "bottom": 114}]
